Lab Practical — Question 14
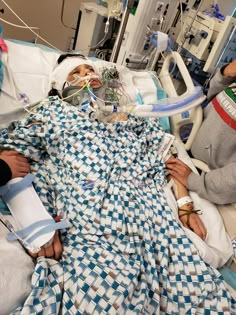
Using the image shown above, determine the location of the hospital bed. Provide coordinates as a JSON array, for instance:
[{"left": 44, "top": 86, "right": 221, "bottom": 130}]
[{"left": 0, "top": 38, "right": 235, "bottom": 314}]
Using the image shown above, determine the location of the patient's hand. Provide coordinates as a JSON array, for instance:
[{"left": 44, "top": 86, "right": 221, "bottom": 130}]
[
  {"left": 179, "top": 208, "right": 207, "bottom": 240},
  {"left": 28, "top": 232, "right": 62, "bottom": 260},
  {"left": 168, "top": 174, "right": 207, "bottom": 240}
]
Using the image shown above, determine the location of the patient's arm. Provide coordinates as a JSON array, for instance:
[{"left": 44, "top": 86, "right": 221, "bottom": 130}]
[
  {"left": 28, "top": 232, "right": 62, "bottom": 260},
  {"left": 167, "top": 170, "right": 207, "bottom": 240}
]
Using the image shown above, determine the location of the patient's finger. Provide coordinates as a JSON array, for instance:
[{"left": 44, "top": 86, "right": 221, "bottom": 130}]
[
  {"left": 190, "top": 215, "right": 206, "bottom": 240},
  {"left": 166, "top": 158, "right": 191, "bottom": 171},
  {"left": 15, "top": 162, "right": 30, "bottom": 169},
  {"left": 37, "top": 247, "right": 46, "bottom": 257},
  {"left": 27, "top": 250, "right": 38, "bottom": 259},
  {"left": 196, "top": 217, "right": 207, "bottom": 240},
  {"left": 53, "top": 232, "right": 63, "bottom": 260},
  {"left": 196, "top": 216, "right": 207, "bottom": 239},
  {"left": 165, "top": 156, "right": 178, "bottom": 164},
  {"left": 165, "top": 156, "right": 176, "bottom": 163},
  {"left": 44, "top": 244, "right": 54, "bottom": 258}
]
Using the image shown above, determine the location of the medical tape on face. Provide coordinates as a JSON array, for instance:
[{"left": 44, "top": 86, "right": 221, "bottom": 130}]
[
  {"left": 69, "top": 74, "right": 100, "bottom": 86},
  {"left": 0, "top": 173, "right": 35, "bottom": 203}
]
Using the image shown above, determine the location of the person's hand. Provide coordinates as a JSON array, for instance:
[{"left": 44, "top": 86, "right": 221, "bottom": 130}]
[
  {"left": 0, "top": 150, "right": 30, "bottom": 178},
  {"left": 165, "top": 156, "right": 192, "bottom": 187},
  {"left": 179, "top": 208, "right": 207, "bottom": 240},
  {"left": 223, "top": 60, "right": 236, "bottom": 78},
  {"left": 28, "top": 232, "right": 62, "bottom": 260}
]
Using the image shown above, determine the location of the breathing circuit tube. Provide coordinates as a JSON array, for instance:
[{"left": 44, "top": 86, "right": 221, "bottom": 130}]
[{"left": 87, "top": 85, "right": 206, "bottom": 118}]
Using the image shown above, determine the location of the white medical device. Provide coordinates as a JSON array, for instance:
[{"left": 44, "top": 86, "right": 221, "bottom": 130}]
[
  {"left": 176, "top": 9, "right": 224, "bottom": 61},
  {"left": 204, "top": 15, "right": 236, "bottom": 72},
  {"left": 114, "top": 0, "right": 163, "bottom": 66},
  {"left": 74, "top": 2, "right": 113, "bottom": 57},
  {"left": 113, "top": 0, "right": 190, "bottom": 67},
  {"left": 0, "top": 175, "right": 69, "bottom": 253}
]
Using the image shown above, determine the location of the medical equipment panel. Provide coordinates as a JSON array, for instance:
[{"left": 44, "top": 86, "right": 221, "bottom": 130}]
[
  {"left": 112, "top": 0, "right": 201, "bottom": 68},
  {"left": 115, "top": 0, "right": 162, "bottom": 66},
  {"left": 204, "top": 15, "right": 236, "bottom": 72},
  {"left": 176, "top": 9, "right": 223, "bottom": 61},
  {"left": 74, "top": 2, "right": 113, "bottom": 57}
]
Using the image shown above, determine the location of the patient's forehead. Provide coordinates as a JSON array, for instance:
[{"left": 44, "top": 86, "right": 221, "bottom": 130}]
[{"left": 70, "top": 64, "right": 95, "bottom": 74}]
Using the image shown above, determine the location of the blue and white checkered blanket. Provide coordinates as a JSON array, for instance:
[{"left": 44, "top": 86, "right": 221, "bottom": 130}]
[{"left": 1, "top": 97, "right": 235, "bottom": 314}]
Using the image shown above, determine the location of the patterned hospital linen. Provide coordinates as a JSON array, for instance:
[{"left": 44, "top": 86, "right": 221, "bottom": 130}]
[{"left": 0, "top": 97, "right": 235, "bottom": 315}]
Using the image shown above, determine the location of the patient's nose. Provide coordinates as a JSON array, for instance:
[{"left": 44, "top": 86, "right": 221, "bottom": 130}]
[{"left": 86, "top": 70, "right": 93, "bottom": 76}]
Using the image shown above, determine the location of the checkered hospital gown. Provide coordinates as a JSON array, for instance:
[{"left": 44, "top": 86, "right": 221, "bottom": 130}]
[{"left": 0, "top": 97, "right": 235, "bottom": 314}]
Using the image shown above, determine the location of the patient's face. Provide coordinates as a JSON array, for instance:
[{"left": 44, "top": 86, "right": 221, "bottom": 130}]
[{"left": 66, "top": 64, "right": 102, "bottom": 89}]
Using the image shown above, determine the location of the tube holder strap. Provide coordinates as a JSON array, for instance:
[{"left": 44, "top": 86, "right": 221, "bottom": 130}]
[
  {"left": 0, "top": 173, "right": 35, "bottom": 203},
  {"left": 7, "top": 219, "right": 70, "bottom": 243}
]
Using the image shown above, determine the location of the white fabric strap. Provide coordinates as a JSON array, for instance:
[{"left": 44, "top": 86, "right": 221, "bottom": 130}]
[{"left": 177, "top": 196, "right": 193, "bottom": 208}]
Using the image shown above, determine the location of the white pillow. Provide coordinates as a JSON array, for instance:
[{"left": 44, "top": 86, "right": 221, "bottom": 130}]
[
  {"left": 0, "top": 40, "right": 60, "bottom": 127},
  {"left": 5, "top": 40, "right": 60, "bottom": 104}
]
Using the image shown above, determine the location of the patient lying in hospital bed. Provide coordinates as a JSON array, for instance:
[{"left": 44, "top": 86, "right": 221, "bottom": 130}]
[
  {"left": 49, "top": 53, "right": 207, "bottom": 240},
  {"left": 0, "top": 95, "right": 235, "bottom": 314},
  {"left": 0, "top": 39, "right": 235, "bottom": 314}
]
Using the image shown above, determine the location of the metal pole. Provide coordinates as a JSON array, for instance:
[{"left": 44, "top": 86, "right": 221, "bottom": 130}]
[{"left": 109, "top": 0, "right": 135, "bottom": 63}]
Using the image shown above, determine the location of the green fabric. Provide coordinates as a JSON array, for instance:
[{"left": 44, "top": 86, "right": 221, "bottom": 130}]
[
  {"left": 0, "top": 198, "right": 10, "bottom": 215},
  {"left": 220, "top": 267, "right": 236, "bottom": 290}
]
